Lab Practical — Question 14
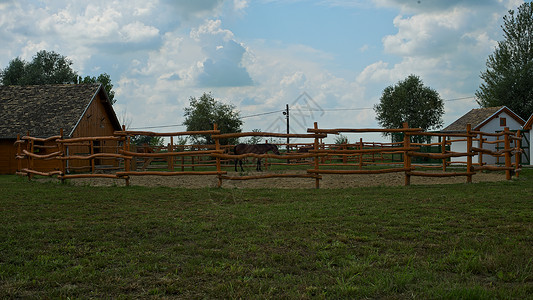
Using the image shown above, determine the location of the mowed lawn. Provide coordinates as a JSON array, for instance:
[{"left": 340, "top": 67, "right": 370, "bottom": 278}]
[{"left": 1, "top": 171, "right": 532, "bottom": 299}]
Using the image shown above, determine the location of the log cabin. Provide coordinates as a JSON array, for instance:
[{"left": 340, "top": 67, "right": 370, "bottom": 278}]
[{"left": 0, "top": 84, "right": 122, "bottom": 174}]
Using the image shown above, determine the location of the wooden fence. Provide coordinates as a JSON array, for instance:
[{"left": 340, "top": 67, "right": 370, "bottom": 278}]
[{"left": 15, "top": 123, "right": 522, "bottom": 188}]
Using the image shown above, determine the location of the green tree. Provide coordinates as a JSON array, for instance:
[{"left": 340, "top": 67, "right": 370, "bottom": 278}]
[
  {"left": 0, "top": 50, "right": 78, "bottom": 85},
  {"left": 374, "top": 74, "right": 444, "bottom": 143},
  {"left": 245, "top": 129, "right": 263, "bottom": 144},
  {"left": 334, "top": 134, "right": 349, "bottom": 145},
  {"left": 476, "top": 2, "right": 533, "bottom": 120},
  {"left": 78, "top": 73, "right": 116, "bottom": 104},
  {"left": 0, "top": 57, "right": 26, "bottom": 85},
  {"left": 1, "top": 50, "right": 117, "bottom": 104},
  {"left": 183, "top": 93, "right": 243, "bottom": 145},
  {"left": 130, "top": 135, "right": 164, "bottom": 147}
]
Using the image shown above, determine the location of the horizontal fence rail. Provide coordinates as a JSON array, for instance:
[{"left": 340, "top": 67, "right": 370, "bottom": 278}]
[{"left": 15, "top": 123, "right": 523, "bottom": 188}]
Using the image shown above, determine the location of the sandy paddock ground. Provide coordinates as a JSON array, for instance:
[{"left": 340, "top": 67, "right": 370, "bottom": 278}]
[{"left": 59, "top": 170, "right": 507, "bottom": 189}]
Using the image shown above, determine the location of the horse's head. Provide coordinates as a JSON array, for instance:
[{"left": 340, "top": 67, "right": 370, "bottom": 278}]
[{"left": 270, "top": 144, "right": 281, "bottom": 155}]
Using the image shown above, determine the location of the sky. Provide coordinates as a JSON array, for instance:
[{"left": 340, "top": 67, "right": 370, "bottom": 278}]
[{"left": 0, "top": 0, "right": 527, "bottom": 143}]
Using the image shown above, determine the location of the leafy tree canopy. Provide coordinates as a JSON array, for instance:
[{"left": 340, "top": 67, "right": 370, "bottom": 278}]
[
  {"left": 130, "top": 135, "right": 164, "bottom": 147},
  {"left": 245, "top": 129, "right": 263, "bottom": 144},
  {"left": 334, "top": 134, "right": 349, "bottom": 145},
  {"left": 1, "top": 50, "right": 77, "bottom": 85},
  {"left": 183, "top": 93, "right": 243, "bottom": 145},
  {"left": 476, "top": 2, "right": 533, "bottom": 120},
  {"left": 78, "top": 73, "right": 116, "bottom": 104},
  {"left": 374, "top": 74, "right": 444, "bottom": 143},
  {"left": 1, "top": 50, "right": 117, "bottom": 104}
]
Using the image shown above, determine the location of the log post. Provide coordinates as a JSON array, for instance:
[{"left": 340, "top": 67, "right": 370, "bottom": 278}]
[
  {"left": 16, "top": 134, "right": 22, "bottom": 175},
  {"left": 59, "top": 129, "right": 66, "bottom": 183},
  {"left": 379, "top": 143, "right": 385, "bottom": 162},
  {"left": 478, "top": 134, "right": 484, "bottom": 167},
  {"left": 314, "top": 122, "right": 320, "bottom": 189},
  {"left": 90, "top": 140, "right": 95, "bottom": 173},
  {"left": 441, "top": 135, "right": 447, "bottom": 172},
  {"left": 515, "top": 130, "right": 521, "bottom": 178},
  {"left": 214, "top": 124, "right": 222, "bottom": 188},
  {"left": 503, "top": 127, "right": 512, "bottom": 180},
  {"left": 359, "top": 138, "right": 363, "bottom": 170},
  {"left": 168, "top": 136, "right": 174, "bottom": 171},
  {"left": 466, "top": 123, "right": 473, "bottom": 183},
  {"left": 371, "top": 141, "right": 375, "bottom": 163},
  {"left": 123, "top": 125, "right": 130, "bottom": 186},
  {"left": 27, "top": 131, "right": 33, "bottom": 181},
  {"left": 342, "top": 141, "right": 347, "bottom": 164},
  {"left": 403, "top": 123, "right": 411, "bottom": 186}
]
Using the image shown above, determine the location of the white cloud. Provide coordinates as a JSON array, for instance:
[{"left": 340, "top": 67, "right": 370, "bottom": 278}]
[
  {"left": 190, "top": 19, "right": 234, "bottom": 42},
  {"left": 0, "top": 0, "right": 525, "bottom": 140},
  {"left": 119, "top": 21, "right": 159, "bottom": 43},
  {"left": 234, "top": 0, "right": 249, "bottom": 11}
]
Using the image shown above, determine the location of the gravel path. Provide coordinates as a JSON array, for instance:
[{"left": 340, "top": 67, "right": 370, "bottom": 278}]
[{"left": 62, "top": 170, "right": 506, "bottom": 189}]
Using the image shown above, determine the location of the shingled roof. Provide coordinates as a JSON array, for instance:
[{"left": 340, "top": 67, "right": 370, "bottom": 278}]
[
  {"left": 441, "top": 106, "right": 524, "bottom": 132},
  {"left": 0, "top": 84, "right": 120, "bottom": 139}
]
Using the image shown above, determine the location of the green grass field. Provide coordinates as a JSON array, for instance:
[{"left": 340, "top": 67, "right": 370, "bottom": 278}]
[{"left": 1, "top": 171, "right": 532, "bottom": 299}]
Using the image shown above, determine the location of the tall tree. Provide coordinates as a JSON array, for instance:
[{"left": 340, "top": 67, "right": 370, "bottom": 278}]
[
  {"left": 0, "top": 50, "right": 78, "bottom": 85},
  {"left": 78, "top": 73, "right": 116, "bottom": 104},
  {"left": 0, "top": 57, "right": 26, "bottom": 85},
  {"left": 374, "top": 74, "right": 444, "bottom": 143},
  {"left": 1, "top": 50, "right": 117, "bottom": 104},
  {"left": 183, "top": 93, "right": 243, "bottom": 145},
  {"left": 476, "top": 2, "right": 533, "bottom": 120}
]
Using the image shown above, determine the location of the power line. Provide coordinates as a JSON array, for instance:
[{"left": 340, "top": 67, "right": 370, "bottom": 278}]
[
  {"left": 129, "top": 96, "right": 477, "bottom": 129},
  {"left": 295, "top": 107, "right": 373, "bottom": 112},
  {"left": 241, "top": 109, "right": 285, "bottom": 119},
  {"left": 444, "top": 96, "right": 476, "bottom": 102}
]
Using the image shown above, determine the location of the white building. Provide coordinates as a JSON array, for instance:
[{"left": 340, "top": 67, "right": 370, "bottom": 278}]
[
  {"left": 523, "top": 114, "right": 533, "bottom": 165},
  {"left": 441, "top": 106, "right": 526, "bottom": 165}
]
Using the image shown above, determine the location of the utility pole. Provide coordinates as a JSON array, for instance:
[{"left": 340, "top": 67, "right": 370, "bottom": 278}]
[{"left": 283, "top": 104, "right": 290, "bottom": 153}]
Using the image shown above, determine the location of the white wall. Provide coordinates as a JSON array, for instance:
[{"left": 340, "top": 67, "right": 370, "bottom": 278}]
[
  {"left": 529, "top": 129, "right": 533, "bottom": 165},
  {"left": 449, "top": 111, "right": 524, "bottom": 165}
]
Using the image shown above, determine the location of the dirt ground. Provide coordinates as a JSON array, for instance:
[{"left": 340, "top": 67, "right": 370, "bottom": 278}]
[{"left": 61, "top": 170, "right": 507, "bottom": 189}]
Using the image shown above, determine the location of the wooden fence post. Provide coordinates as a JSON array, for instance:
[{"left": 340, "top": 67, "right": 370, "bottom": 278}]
[
  {"left": 478, "top": 134, "right": 484, "bottom": 167},
  {"left": 359, "top": 138, "right": 363, "bottom": 170},
  {"left": 27, "top": 131, "right": 33, "bottom": 181},
  {"left": 16, "top": 134, "right": 22, "bottom": 175},
  {"left": 123, "top": 125, "right": 130, "bottom": 186},
  {"left": 515, "top": 130, "right": 521, "bottom": 178},
  {"left": 168, "top": 136, "right": 174, "bottom": 171},
  {"left": 441, "top": 135, "right": 447, "bottom": 172},
  {"left": 90, "top": 140, "right": 95, "bottom": 173},
  {"left": 314, "top": 122, "right": 320, "bottom": 189},
  {"left": 504, "top": 127, "right": 512, "bottom": 180},
  {"left": 59, "top": 129, "right": 66, "bottom": 183},
  {"left": 466, "top": 123, "right": 473, "bottom": 183},
  {"left": 403, "top": 123, "right": 411, "bottom": 186},
  {"left": 342, "top": 141, "right": 347, "bottom": 164},
  {"left": 214, "top": 124, "right": 222, "bottom": 188}
]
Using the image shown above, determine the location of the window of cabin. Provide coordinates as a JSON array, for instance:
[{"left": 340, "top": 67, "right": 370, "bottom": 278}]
[{"left": 500, "top": 117, "right": 507, "bottom": 126}]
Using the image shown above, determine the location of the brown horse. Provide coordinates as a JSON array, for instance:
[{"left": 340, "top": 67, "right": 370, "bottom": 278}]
[{"left": 234, "top": 143, "right": 280, "bottom": 172}]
